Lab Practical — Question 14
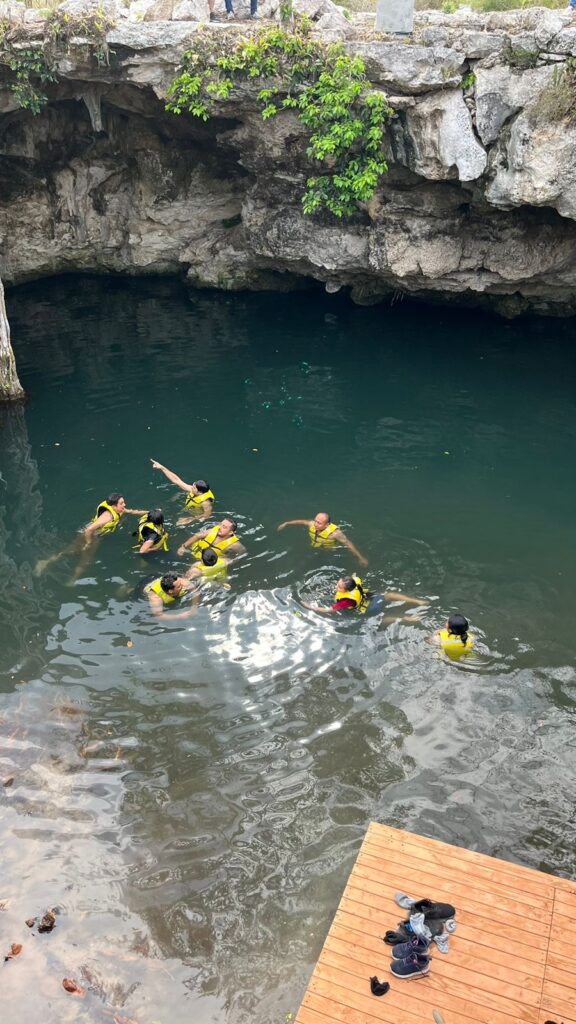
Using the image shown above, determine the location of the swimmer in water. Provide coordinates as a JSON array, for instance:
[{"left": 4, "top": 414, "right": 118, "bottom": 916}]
[
  {"left": 278, "top": 512, "right": 368, "bottom": 567},
  {"left": 429, "top": 613, "right": 473, "bottom": 659},
  {"left": 178, "top": 518, "right": 245, "bottom": 561},
  {"left": 150, "top": 459, "right": 214, "bottom": 526},
  {"left": 144, "top": 571, "right": 200, "bottom": 619},
  {"left": 34, "top": 492, "right": 147, "bottom": 576},
  {"left": 302, "top": 574, "right": 427, "bottom": 616},
  {"left": 133, "top": 509, "right": 169, "bottom": 554}
]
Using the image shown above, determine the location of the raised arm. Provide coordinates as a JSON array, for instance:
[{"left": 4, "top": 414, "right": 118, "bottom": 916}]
[
  {"left": 333, "top": 529, "right": 368, "bottom": 568},
  {"left": 150, "top": 459, "right": 193, "bottom": 493},
  {"left": 177, "top": 529, "right": 207, "bottom": 557},
  {"left": 277, "top": 519, "right": 309, "bottom": 530}
]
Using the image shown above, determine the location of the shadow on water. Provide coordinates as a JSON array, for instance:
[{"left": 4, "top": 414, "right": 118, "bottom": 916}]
[{"left": 1, "top": 276, "right": 576, "bottom": 1022}]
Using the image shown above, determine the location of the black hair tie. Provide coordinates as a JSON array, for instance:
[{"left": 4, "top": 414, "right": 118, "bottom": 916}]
[{"left": 370, "top": 976, "right": 390, "bottom": 996}]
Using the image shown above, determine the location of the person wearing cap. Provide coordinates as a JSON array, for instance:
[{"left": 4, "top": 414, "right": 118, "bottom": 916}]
[
  {"left": 150, "top": 459, "right": 215, "bottom": 526},
  {"left": 278, "top": 511, "right": 368, "bottom": 567}
]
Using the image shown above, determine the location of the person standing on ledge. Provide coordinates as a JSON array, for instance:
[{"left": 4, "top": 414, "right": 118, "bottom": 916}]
[
  {"left": 278, "top": 512, "right": 368, "bottom": 567},
  {"left": 150, "top": 459, "right": 215, "bottom": 526},
  {"left": 221, "top": 0, "right": 259, "bottom": 20},
  {"left": 178, "top": 517, "right": 245, "bottom": 561},
  {"left": 302, "top": 574, "right": 427, "bottom": 616}
]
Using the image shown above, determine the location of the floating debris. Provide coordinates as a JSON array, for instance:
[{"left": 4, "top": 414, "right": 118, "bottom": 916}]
[
  {"left": 62, "top": 978, "right": 85, "bottom": 996},
  {"left": 4, "top": 943, "right": 22, "bottom": 961},
  {"left": 25, "top": 918, "right": 35, "bottom": 929},
  {"left": 38, "top": 910, "right": 57, "bottom": 933},
  {"left": 2, "top": 777, "right": 14, "bottom": 788}
]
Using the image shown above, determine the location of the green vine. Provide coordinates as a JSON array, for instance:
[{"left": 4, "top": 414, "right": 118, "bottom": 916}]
[
  {"left": 166, "top": 25, "right": 393, "bottom": 218},
  {"left": 4, "top": 46, "right": 57, "bottom": 114}
]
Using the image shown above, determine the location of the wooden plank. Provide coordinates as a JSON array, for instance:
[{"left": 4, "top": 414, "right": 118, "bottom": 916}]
[
  {"left": 361, "top": 833, "right": 555, "bottom": 901},
  {"left": 317, "top": 949, "right": 541, "bottom": 1019},
  {"left": 324, "top": 930, "right": 544, "bottom": 993},
  {"left": 367, "top": 823, "right": 554, "bottom": 886},
  {"left": 350, "top": 855, "right": 552, "bottom": 919},
  {"left": 327, "top": 920, "right": 546, "bottom": 985},
  {"left": 307, "top": 965, "right": 539, "bottom": 1024},
  {"left": 294, "top": 823, "right": 576, "bottom": 1024},
  {"left": 334, "top": 908, "right": 549, "bottom": 964},
  {"left": 335, "top": 896, "right": 551, "bottom": 956}
]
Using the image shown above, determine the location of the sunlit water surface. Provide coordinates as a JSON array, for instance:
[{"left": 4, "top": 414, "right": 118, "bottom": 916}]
[{"left": 1, "top": 277, "right": 576, "bottom": 1022}]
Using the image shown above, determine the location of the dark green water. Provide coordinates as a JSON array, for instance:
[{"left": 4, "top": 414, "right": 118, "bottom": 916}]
[{"left": 1, "top": 276, "right": 576, "bottom": 1022}]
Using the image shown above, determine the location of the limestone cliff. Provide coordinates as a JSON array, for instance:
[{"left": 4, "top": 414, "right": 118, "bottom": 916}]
[{"left": 2, "top": 0, "right": 576, "bottom": 317}]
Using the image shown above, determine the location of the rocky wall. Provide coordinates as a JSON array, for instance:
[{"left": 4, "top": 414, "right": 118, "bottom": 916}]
[{"left": 2, "top": 0, "right": 576, "bottom": 316}]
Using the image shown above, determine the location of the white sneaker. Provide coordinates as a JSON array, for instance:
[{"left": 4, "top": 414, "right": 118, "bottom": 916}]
[{"left": 226, "top": 9, "right": 235, "bottom": 17}]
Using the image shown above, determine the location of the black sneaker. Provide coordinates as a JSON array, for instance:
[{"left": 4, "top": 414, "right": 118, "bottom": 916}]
[
  {"left": 390, "top": 952, "right": 431, "bottom": 979},
  {"left": 384, "top": 923, "right": 412, "bottom": 945},
  {"left": 411, "top": 899, "right": 456, "bottom": 921},
  {"left": 392, "top": 935, "right": 430, "bottom": 959},
  {"left": 209, "top": 11, "right": 217, "bottom": 19}
]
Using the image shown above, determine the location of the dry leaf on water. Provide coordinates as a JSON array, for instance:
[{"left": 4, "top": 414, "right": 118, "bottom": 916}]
[
  {"left": 3, "top": 777, "right": 14, "bottom": 787},
  {"left": 4, "top": 943, "right": 22, "bottom": 961},
  {"left": 62, "top": 978, "right": 85, "bottom": 996},
  {"left": 25, "top": 918, "right": 35, "bottom": 928}
]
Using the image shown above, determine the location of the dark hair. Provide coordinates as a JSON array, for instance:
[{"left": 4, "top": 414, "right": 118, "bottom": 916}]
[
  {"left": 193, "top": 480, "right": 210, "bottom": 493},
  {"left": 160, "top": 572, "right": 179, "bottom": 594},
  {"left": 448, "top": 613, "right": 469, "bottom": 646},
  {"left": 107, "top": 492, "right": 123, "bottom": 506},
  {"left": 224, "top": 518, "right": 237, "bottom": 531},
  {"left": 202, "top": 549, "right": 218, "bottom": 566},
  {"left": 342, "top": 576, "right": 363, "bottom": 596},
  {"left": 147, "top": 509, "right": 164, "bottom": 526}
]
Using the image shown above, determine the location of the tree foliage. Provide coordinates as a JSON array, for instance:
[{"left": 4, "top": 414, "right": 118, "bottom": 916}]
[{"left": 167, "top": 25, "right": 393, "bottom": 218}]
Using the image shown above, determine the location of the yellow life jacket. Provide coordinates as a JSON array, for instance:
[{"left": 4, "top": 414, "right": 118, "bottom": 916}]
[
  {"left": 192, "top": 524, "right": 239, "bottom": 560},
  {"left": 309, "top": 521, "right": 338, "bottom": 548},
  {"left": 93, "top": 500, "right": 122, "bottom": 535},
  {"left": 334, "top": 575, "right": 369, "bottom": 613},
  {"left": 439, "top": 628, "right": 473, "bottom": 659},
  {"left": 196, "top": 556, "right": 228, "bottom": 582},
  {"left": 145, "top": 578, "right": 181, "bottom": 605},
  {"left": 135, "top": 514, "right": 168, "bottom": 552},
  {"left": 184, "top": 488, "right": 215, "bottom": 512}
]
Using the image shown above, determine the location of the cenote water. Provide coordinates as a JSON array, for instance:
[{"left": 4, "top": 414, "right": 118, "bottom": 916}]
[{"left": 1, "top": 275, "right": 576, "bottom": 1023}]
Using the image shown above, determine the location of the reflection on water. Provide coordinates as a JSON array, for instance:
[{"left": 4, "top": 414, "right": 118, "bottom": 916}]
[{"left": 1, "top": 277, "right": 576, "bottom": 1022}]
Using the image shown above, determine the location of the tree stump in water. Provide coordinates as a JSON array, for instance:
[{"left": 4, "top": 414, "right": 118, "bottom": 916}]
[{"left": 0, "top": 276, "right": 25, "bottom": 402}]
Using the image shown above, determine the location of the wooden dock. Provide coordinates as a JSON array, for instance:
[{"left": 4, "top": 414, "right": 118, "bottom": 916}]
[{"left": 295, "top": 821, "right": 576, "bottom": 1024}]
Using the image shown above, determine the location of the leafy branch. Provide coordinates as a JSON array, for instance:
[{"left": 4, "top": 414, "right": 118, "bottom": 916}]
[{"left": 167, "top": 25, "right": 393, "bottom": 218}]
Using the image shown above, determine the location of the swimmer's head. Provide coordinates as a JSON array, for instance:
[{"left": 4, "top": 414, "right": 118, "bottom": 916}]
[
  {"left": 160, "top": 572, "right": 182, "bottom": 595},
  {"left": 338, "top": 577, "right": 357, "bottom": 592},
  {"left": 218, "top": 518, "right": 237, "bottom": 538},
  {"left": 201, "top": 549, "right": 218, "bottom": 566},
  {"left": 447, "top": 613, "right": 469, "bottom": 644},
  {"left": 313, "top": 512, "right": 330, "bottom": 531},
  {"left": 107, "top": 492, "right": 125, "bottom": 511},
  {"left": 147, "top": 509, "right": 164, "bottom": 526},
  {"left": 192, "top": 480, "right": 210, "bottom": 495}
]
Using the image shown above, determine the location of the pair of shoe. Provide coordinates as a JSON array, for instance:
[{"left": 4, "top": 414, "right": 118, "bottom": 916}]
[
  {"left": 390, "top": 951, "right": 431, "bottom": 979},
  {"left": 390, "top": 934, "right": 431, "bottom": 979}
]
